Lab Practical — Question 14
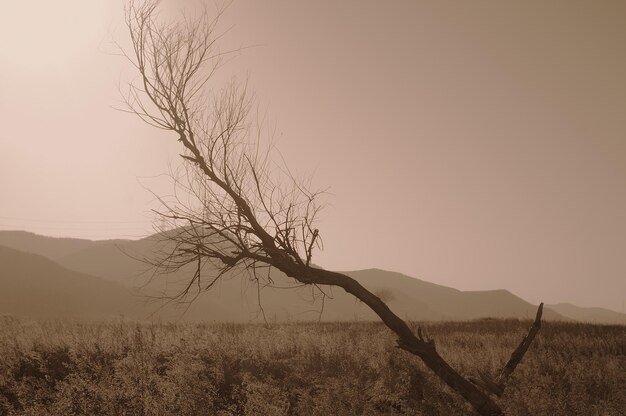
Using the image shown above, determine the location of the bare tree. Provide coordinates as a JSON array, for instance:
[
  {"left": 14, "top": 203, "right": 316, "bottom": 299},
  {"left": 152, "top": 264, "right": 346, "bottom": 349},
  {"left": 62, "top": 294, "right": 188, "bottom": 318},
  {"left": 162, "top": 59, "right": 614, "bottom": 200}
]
[{"left": 120, "top": 2, "right": 542, "bottom": 415}]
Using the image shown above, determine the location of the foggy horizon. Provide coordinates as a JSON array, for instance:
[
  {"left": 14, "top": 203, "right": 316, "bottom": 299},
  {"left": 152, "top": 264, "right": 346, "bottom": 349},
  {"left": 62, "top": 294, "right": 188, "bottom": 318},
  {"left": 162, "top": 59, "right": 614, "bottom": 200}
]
[{"left": 1, "top": 0, "right": 625, "bottom": 313}]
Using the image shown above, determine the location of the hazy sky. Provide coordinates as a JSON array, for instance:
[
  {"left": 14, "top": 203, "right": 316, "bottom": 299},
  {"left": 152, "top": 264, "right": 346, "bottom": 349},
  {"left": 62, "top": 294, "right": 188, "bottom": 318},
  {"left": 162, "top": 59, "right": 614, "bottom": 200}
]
[{"left": 1, "top": 0, "right": 625, "bottom": 312}]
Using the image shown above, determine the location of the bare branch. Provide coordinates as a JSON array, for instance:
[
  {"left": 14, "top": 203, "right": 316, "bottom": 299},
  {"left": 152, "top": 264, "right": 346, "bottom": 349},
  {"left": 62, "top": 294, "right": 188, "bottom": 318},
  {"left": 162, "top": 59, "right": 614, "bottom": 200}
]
[{"left": 470, "top": 303, "right": 543, "bottom": 397}]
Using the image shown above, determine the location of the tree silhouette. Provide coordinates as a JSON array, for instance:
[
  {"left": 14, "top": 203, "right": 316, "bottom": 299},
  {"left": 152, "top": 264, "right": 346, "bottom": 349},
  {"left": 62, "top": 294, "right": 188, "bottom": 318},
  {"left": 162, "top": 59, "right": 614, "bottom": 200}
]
[{"left": 120, "top": 2, "right": 542, "bottom": 415}]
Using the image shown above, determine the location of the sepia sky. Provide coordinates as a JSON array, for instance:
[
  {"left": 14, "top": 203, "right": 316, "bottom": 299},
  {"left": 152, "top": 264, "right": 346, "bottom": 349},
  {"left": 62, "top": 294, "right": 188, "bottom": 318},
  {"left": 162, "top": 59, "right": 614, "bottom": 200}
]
[{"left": 1, "top": 0, "right": 625, "bottom": 312}]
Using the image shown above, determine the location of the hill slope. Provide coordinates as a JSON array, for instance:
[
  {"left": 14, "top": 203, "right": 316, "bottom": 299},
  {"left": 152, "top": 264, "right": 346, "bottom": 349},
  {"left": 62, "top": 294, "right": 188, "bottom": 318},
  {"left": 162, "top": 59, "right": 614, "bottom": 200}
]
[
  {"left": 548, "top": 303, "right": 626, "bottom": 324},
  {"left": 344, "top": 269, "right": 564, "bottom": 321},
  {"left": 52, "top": 234, "right": 560, "bottom": 321},
  {"left": 0, "top": 230, "right": 97, "bottom": 260},
  {"left": 0, "top": 245, "right": 141, "bottom": 319},
  {"left": 0, "top": 230, "right": 593, "bottom": 323}
]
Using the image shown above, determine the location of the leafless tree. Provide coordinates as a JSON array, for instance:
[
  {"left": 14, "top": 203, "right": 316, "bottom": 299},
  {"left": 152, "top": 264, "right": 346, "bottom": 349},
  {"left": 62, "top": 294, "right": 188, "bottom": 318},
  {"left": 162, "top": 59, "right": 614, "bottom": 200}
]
[{"left": 120, "top": 1, "right": 542, "bottom": 415}]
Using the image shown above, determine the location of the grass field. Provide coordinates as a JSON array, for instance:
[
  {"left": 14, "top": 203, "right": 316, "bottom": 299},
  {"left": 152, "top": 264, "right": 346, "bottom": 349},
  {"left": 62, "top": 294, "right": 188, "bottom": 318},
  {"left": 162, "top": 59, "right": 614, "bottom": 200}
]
[{"left": 0, "top": 317, "right": 624, "bottom": 415}]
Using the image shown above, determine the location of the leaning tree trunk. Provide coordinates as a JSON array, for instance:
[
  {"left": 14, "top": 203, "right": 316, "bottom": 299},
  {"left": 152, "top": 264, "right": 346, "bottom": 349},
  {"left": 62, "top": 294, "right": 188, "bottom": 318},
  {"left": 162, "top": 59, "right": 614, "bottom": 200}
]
[{"left": 274, "top": 261, "right": 543, "bottom": 416}]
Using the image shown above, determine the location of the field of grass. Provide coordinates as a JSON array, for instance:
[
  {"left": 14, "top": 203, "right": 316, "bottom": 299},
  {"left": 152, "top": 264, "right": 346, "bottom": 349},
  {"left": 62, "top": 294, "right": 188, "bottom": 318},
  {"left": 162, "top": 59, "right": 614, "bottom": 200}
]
[{"left": 0, "top": 317, "right": 624, "bottom": 415}]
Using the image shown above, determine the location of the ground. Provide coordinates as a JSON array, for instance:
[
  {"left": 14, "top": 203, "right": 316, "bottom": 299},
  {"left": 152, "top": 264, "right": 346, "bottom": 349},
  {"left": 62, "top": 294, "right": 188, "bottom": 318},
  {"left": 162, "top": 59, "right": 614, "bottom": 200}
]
[{"left": 0, "top": 318, "right": 624, "bottom": 415}]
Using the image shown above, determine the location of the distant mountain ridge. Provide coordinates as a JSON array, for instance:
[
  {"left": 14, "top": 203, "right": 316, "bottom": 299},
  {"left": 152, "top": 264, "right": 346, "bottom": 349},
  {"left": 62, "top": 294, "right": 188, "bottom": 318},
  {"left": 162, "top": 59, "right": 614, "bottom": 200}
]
[
  {"left": 547, "top": 302, "right": 626, "bottom": 324},
  {"left": 0, "top": 244, "right": 140, "bottom": 319},
  {"left": 1, "top": 230, "right": 624, "bottom": 324},
  {"left": 0, "top": 230, "right": 98, "bottom": 260}
]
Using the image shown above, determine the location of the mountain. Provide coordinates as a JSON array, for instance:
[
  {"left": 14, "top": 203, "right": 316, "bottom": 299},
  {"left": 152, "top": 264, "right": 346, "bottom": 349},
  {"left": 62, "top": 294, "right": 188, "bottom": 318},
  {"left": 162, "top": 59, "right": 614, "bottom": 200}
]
[
  {"left": 342, "top": 269, "right": 564, "bottom": 321},
  {"left": 0, "top": 230, "right": 96, "bottom": 260},
  {"left": 1, "top": 229, "right": 615, "bottom": 323},
  {"left": 548, "top": 303, "right": 626, "bottom": 325},
  {"left": 44, "top": 234, "right": 562, "bottom": 322},
  {"left": 57, "top": 235, "right": 155, "bottom": 286},
  {"left": 0, "top": 245, "right": 140, "bottom": 319}
]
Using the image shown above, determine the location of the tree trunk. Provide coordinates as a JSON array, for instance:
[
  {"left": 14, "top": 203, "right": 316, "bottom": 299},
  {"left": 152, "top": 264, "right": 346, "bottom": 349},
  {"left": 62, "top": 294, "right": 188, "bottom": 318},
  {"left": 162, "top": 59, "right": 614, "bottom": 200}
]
[{"left": 277, "top": 264, "right": 508, "bottom": 416}]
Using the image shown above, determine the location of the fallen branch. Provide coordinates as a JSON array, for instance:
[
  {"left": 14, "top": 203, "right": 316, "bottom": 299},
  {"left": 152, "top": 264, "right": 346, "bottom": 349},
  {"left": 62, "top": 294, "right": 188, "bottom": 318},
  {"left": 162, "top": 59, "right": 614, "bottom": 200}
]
[{"left": 470, "top": 303, "right": 544, "bottom": 397}]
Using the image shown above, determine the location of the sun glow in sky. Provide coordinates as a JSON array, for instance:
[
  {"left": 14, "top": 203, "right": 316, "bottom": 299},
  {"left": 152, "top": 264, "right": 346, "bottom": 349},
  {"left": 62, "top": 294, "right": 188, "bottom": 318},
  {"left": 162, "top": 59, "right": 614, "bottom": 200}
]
[{"left": 0, "top": 1, "right": 108, "bottom": 71}]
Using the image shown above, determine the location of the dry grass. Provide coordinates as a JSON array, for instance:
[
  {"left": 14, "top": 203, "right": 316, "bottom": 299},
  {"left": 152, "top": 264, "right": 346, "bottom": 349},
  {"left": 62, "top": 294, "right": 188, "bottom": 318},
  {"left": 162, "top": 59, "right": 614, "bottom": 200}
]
[{"left": 0, "top": 317, "right": 624, "bottom": 415}]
